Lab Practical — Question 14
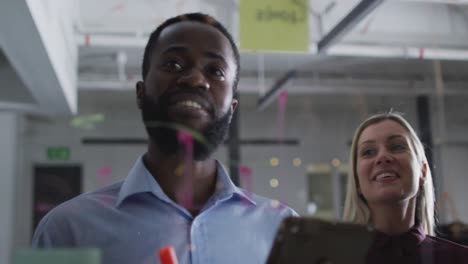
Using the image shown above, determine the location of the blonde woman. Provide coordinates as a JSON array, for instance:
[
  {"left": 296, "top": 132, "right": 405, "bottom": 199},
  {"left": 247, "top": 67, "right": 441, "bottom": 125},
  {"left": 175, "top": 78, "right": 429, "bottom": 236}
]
[{"left": 343, "top": 112, "right": 468, "bottom": 263}]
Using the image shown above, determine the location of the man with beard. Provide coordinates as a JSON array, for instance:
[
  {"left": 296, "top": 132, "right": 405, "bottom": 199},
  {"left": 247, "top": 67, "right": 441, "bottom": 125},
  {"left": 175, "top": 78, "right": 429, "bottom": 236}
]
[{"left": 32, "top": 13, "right": 297, "bottom": 264}]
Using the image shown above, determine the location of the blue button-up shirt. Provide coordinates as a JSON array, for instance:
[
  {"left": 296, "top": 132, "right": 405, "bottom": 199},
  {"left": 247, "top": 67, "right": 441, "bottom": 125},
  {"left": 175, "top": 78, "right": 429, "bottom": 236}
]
[{"left": 32, "top": 157, "right": 297, "bottom": 264}]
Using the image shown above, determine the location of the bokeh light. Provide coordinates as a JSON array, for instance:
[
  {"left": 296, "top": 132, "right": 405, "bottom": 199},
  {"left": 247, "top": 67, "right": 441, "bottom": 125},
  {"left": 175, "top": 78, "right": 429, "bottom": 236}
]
[{"left": 270, "top": 157, "right": 279, "bottom": 167}]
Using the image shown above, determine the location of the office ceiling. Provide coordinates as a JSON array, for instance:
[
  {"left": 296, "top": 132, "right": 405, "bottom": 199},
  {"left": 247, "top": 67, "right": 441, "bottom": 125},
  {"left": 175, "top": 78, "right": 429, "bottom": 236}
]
[
  {"left": 2, "top": 0, "right": 468, "bottom": 115},
  {"left": 76, "top": 0, "right": 468, "bottom": 94}
]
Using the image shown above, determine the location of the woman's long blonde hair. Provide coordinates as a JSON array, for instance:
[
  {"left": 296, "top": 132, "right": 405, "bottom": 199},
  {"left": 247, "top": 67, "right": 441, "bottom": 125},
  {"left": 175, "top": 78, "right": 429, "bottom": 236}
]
[{"left": 343, "top": 112, "right": 435, "bottom": 235}]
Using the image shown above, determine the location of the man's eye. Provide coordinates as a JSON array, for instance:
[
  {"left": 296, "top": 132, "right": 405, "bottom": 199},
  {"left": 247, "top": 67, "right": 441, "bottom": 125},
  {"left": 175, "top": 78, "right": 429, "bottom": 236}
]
[
  {"left": 207, "top": 66, "right": 225, "bottom": 80},
  {"left": 162, "top": 61, "right": 183, "bottom": 72}
]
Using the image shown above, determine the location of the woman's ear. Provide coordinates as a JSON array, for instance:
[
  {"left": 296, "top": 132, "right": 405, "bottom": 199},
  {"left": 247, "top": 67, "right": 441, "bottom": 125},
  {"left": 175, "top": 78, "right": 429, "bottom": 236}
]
[{"left": 419, "top": 162, "right": 427, "bottom": 187}]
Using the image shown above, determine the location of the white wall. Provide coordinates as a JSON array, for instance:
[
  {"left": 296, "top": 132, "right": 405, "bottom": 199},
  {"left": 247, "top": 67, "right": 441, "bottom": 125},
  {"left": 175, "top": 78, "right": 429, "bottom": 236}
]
[{"left": 434, "top": 95, "right": 468, "bottom": 222}]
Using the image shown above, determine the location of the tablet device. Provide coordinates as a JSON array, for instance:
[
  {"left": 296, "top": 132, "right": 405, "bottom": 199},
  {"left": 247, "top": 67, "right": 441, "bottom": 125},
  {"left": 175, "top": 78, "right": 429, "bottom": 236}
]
[
  {"left": 14, "top": 248, "right": 101, "bottom": 264},
  {"left": 267, "top": 217, "right": 375, "bottom": 264}
]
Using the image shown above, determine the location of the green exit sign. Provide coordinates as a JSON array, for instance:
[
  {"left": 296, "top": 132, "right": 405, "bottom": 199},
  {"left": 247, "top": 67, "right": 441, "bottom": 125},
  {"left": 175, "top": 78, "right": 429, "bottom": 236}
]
[{"left": 47, "top": 147, "right": 70, "bottom": 161}]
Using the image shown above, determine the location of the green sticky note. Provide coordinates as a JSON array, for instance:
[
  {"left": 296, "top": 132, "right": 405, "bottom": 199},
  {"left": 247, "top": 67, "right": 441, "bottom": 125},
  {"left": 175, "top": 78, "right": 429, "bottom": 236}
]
[
  {"left": 240, "top": 0, "right": 309, "bottom": 52},
  {"left": 14, "top": 248, "right": 101, "bottom": 264}
]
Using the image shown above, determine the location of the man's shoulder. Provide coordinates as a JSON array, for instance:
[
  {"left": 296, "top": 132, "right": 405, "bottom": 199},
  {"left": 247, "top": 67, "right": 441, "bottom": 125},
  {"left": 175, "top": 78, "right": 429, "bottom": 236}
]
[
  {"left": 237, "top": 188, "right": 299, "bottom": 217},
  {"left": 40, "top": 181, "right": 124, "bottom": 223},
  {"left": 32, "top": 181, "right": 124, "bottom": 247}
]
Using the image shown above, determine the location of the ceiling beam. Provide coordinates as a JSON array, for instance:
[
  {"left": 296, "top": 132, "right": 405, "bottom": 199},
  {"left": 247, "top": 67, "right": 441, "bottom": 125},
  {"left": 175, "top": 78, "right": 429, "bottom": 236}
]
[
  {"left": 78, "top": 76, "right": 468, "bottom": 95},
  {"left": 395, "top": 0, "right": 468, "bottom": 4},
  {"left": 256, "top": 70, "right": 297, "bottom": 111},
  {"left": 0, "top": 0, "right": 77, "bottom": 115},
  {"left": 317, "top": 0, "right": 385, "bottom": 53},
  {"left": 77, "top": 33, "right": 468, "bottom": 61}
]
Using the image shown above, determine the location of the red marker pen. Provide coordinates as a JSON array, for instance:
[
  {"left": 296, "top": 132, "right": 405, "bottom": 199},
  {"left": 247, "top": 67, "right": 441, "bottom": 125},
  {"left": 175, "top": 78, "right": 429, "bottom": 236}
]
[{"left": 158, "top": 246, "right": 179, "bottom": 264}]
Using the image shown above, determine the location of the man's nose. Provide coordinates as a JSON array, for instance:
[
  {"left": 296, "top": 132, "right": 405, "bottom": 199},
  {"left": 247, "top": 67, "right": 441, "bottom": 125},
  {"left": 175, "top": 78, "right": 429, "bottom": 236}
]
[{"left": 177, "top": 69, "right": 210, "bottom": 91}]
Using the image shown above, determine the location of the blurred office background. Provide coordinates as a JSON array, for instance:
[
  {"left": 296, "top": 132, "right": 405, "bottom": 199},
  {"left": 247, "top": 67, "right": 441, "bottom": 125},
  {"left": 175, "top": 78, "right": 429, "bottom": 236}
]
[{"left": 1, "top": 0, "right": 468, "bottom": 263}]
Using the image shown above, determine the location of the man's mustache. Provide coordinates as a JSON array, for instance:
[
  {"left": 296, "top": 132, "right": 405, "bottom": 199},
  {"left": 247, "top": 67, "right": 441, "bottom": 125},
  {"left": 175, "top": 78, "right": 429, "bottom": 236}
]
[{"left": 158, "top": 86, "right": 216, "bottom": 117}]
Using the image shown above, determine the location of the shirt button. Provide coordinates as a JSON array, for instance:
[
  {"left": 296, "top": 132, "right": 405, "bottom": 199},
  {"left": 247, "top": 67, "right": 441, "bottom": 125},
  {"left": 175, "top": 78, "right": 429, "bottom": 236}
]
[{"left": 189, "top": 244, "right": 196, "bottom": 252}]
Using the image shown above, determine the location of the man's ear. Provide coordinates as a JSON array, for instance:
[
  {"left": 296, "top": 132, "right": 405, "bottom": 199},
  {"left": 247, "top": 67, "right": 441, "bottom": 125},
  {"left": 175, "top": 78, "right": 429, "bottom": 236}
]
[
  {"left": 227, "top": 98, "right": 239, "bottom": 124},
  {"left": 136, "top": 81, "right": 144, "bottom": 109}
]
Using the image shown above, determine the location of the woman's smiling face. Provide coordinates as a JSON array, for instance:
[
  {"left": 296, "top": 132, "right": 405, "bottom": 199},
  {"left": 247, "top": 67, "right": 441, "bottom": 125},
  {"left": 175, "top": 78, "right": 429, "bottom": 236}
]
[{"left": 356, "top": 119, "right": 426, "bottom": 204}]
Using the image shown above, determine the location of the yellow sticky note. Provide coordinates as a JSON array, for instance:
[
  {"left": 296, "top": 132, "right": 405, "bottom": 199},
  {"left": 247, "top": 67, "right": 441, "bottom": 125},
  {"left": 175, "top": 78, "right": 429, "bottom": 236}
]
[{"left": 240, "top": 0, "right": 309, "bottom": 52}]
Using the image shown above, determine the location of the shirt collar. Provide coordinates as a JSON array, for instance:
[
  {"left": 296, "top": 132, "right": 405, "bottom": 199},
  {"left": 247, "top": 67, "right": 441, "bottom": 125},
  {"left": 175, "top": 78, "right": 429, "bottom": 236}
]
[
  {"left": 212, "top": 160, "right": 256, "bottom": 206},
  {"left": 116, "top": 156, "right": 256, "bottom": 207}
]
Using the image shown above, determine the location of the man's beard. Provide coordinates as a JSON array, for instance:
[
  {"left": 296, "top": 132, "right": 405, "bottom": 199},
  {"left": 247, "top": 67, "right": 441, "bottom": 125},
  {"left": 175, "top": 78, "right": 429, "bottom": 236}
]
[{"left": 140, "top": 91, "right": 232, "bottom": 161}]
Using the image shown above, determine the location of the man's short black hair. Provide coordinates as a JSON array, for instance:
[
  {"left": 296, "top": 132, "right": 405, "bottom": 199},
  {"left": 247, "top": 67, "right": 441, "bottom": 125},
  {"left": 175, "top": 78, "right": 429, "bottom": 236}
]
[{"left": 141, "top": 13, "right": 240, "bottom": 91}]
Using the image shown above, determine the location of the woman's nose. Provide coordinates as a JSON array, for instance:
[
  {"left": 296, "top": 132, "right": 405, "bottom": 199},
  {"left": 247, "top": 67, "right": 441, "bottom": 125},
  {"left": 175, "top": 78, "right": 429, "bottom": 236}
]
[{"left": 376, "top": 150, "right": 393, "bottom": 165}]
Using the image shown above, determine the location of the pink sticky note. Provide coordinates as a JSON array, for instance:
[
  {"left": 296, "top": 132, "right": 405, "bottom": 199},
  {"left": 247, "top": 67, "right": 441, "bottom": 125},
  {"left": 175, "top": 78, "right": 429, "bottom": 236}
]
[
  {"left": 177, "top": 131, "right": 194, "bottom": 211},
  {"left": 35, "top": 202, "right": 55, "bottom": 213},
  {"left": 111, "top": 3, "right": 125, "bottom": 12},
  {"left": 278, "top": 90, "right": 288, "bottom": 107},
  {"left": 239, "top": 165, "right": 253, "bottom": 203},
  {"left": 98, "top": 166, "right": 112, "bottom": 176},
  {"left": 177, "top": 131, "right": 193, "bottom": 145},
  {"left": 97, "top": 166, "right": 112, "bottom": 187},
  {"left": 276, "top": 91, "right": 288, "bottom": 207}
]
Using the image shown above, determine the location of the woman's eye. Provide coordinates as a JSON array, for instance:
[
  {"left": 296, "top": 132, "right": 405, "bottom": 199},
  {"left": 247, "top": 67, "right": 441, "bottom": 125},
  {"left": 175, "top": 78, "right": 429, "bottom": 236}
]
[
  {"left": 360, "top": 148, "right": 375, "bottom": 157},
  {"left": 390, "top": 144, "right": 406, "bottom": 152}
]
